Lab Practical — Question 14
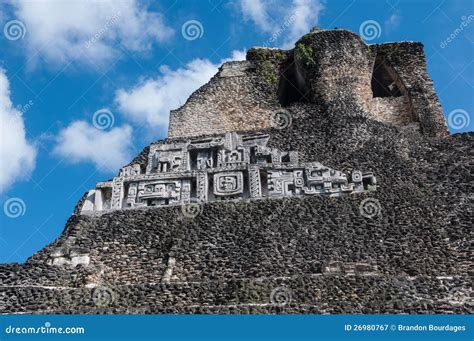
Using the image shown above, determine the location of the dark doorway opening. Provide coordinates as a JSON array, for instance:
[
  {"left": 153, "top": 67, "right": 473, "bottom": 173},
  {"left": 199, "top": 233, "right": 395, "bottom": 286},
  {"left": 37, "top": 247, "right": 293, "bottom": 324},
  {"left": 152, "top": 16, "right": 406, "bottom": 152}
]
[
  {"left": 371, "top": 55, "right": 403, "bottom": 98},
  {"left": 277, "top": 63, "right": 308, "bottom": 106}
]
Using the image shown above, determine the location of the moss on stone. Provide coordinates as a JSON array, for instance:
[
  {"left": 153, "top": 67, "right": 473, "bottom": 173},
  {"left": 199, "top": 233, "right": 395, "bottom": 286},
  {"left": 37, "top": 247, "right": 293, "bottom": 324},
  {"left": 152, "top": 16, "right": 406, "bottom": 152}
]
[
  {"left": 247, "top": 48, "right": 288, "bottom": 91},
  {"left": 295, "top": 43, "right": 316, "bottom": 67},
  {"left": 247, "top": 48, "right": 287, "bottom": 63},
  {"left": 258, "top": 60, "right": 279, "bottom": 90}
]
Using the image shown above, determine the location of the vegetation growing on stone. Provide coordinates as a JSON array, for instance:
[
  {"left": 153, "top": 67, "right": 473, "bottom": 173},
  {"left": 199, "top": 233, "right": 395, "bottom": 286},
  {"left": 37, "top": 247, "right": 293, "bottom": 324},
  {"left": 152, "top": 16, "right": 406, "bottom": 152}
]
[
  {"left": 247, "top": 48, "right": 288, "bottom": 92},
  {"left": 257, "top": 60, "right": 279, "bottom": 90},
  {"left": 295, "top": 43, "right": 316, "bottom": 67}
]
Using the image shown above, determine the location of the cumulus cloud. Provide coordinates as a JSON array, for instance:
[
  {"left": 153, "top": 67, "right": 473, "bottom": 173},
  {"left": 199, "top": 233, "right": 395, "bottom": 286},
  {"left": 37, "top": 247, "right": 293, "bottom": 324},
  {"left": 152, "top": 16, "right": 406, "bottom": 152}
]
[
  {"left": 240, "top": 0, "right": 272, "bottom": 32},
  {"left": 115, "top": 50, "right": 246, "bottom": 134},
  {"left": 240, "top": 0, "right": 324, "bottom": 48},
  {"left": 53, "top": 121, "right": 133, "bottom": 172},
  {"left": 283, "top": 0, "right": 324, "bottom": 47},
  {"left": 0, "top": 68, "right": 37, "bottom": 193},
  {"left": 10, "top": 0, "right": 173, "bottom": 66}
]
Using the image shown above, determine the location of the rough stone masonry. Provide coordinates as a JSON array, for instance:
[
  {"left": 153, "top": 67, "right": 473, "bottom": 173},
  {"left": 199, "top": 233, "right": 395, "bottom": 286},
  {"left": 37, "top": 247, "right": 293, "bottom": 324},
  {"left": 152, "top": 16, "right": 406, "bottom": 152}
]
[{"left": 0, "top": 28, "right": 472, "bottom": 314}]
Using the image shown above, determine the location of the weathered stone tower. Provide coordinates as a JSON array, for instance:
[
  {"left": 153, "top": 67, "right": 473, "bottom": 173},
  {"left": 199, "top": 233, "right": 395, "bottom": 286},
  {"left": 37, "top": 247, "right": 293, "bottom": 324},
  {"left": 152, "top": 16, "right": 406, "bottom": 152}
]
[
  {"left": 169, "top": 29, "right": 447, "bottom": 138},
  {"left": 1, "top": 29, "right": 471, "bottom": 314}
]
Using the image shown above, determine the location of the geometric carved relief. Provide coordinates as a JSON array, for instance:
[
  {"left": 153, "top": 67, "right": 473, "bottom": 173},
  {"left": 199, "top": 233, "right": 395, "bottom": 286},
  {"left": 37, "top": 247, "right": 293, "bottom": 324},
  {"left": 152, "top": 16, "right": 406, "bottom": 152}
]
[
  {"left": 110, "top": 177, "right": 124, "bottom": 209},
  {"left": 137, "top": 180, "right": 181, "bottom": 206},
  {"left": 268, "top": 170, "right": 295, "bottom": 197},
  {"left": 248, "top": 166, "right": 261, "bottom": 198},
  {"left": 196, "top": 172, "right": 208, "bottom": 203},
  {"left": 196, "top": 150, "right": 213, "bottom": 170},
  {"left": 213, "top": 172, "right": 244, "bottom": 196},
  {"left": 81, "top": 132, "right": 377, "bottom": 213}
]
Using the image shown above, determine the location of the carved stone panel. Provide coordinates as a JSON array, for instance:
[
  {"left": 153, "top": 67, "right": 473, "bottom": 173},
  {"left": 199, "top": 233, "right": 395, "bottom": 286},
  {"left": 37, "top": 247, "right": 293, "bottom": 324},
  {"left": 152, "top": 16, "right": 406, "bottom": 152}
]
[
  {"left": 125, "top": 182, "right": 138, "bottom": 207},
  {"left": 195, "top": 150, "right": 214, "bottom": 170},
  {"left": 268, "top": 171, "right": 295, "bottom": 197},
  {"left": 110, "top": 177, "right": 124, "bottom": 209},
  {"left": 81, "top": 132, "right": 376, "bottom": 213},
  {"left": 152, "top": 151, "right": 184, "bottom": 173},
  {"left": 196, "top": 172, "right": 208, "bottom": 202},
  {"left": 136, "top": 180, "right": 181, "bottom": 206},
  {"left": 120, "top": 164, "right": 141, "bottom": 178},
  {"left": 217, "top": 147, "right": 248, "bottom": 167},
  {"left": 213, "top": 172, "right": 244, "bottom": 196},
  {"left": 181, "top": 179, "right": 191, "bottom": 204},
  {"left": 248, "top": 166, "right": 261, "bottom": 198}
]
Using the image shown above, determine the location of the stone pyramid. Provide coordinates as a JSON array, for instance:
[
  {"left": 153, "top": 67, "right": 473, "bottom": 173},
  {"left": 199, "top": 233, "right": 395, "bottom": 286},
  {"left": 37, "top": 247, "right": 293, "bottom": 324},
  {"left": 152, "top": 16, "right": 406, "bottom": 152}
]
[{"left": 1, "top": 29, "right": 472, "bottom": 314}]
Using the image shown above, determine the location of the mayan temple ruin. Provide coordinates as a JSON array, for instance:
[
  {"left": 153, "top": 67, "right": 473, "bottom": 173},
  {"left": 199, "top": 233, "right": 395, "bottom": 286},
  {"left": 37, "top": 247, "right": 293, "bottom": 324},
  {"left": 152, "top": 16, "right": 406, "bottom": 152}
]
[{"left": 1, "top": 28, "right": 472, "bottom": 313}]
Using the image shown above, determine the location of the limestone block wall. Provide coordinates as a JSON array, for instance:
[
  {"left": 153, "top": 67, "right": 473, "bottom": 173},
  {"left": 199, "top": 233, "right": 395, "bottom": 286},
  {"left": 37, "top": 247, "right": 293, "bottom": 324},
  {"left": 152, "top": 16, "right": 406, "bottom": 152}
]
[
  {"left": 167, "top": 61, "right": 281, "bottom": 138},
  {"left": 294, "top": 29, "right": 373, "bottom": 114},
  {"left": 372, "top": 97, "right": 412, "bottom": 126},
  {"left": 369, "top": 42, "right": 448, "bottom": 137},
  {"left": 168, "top": 29, "right": 448, "bottom": 139}
]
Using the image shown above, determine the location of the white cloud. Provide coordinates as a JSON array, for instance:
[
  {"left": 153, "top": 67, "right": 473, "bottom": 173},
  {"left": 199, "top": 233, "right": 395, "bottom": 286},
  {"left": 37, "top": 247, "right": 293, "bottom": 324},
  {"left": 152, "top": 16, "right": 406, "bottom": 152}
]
[
  {"left": 10, "top": 0, "right": 173, "bottom": 66},
  {"left": 240, "top": 0, "right": 324, "bottom": 48},
  {"left": 283, "top": 0, "right": 324, "bottom": 47},
  {"left": 115, "top": 50, "right": 246, "bottom": 134},
  {"left": 53, "top": 121, "right": 133, "bottom": 172},
  {"left": 0, "top": 68, "right": 37, "bottom": 193},
  {"left": 240, "top": 0, "right": 272, "bottom": 32}
]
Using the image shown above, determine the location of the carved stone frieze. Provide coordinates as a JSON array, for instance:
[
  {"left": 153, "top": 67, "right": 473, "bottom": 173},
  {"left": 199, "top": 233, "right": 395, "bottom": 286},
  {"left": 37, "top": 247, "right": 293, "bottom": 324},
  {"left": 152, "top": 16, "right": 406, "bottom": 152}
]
[
  {"left": 214, "top": 172, "right": 244, "bottom": 196},
  {"left": 81, "top": 132, "right": 376, "bottom": 213}
]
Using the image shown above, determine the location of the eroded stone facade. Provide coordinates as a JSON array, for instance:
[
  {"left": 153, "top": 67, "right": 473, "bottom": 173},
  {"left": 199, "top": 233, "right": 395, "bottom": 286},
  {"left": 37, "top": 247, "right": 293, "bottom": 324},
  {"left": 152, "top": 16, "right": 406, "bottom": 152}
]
[
  {"left": 81, "top": 132, "right": 376, "bottom": 213},
  {"left": 168, "top": 29, "right": 447, "bottom": 138}
]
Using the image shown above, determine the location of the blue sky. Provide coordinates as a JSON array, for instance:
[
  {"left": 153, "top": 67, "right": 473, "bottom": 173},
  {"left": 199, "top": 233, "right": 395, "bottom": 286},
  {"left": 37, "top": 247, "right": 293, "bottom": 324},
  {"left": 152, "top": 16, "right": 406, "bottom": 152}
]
[{"left": 0, "top": 0, "right": 472, "bottom": 263}]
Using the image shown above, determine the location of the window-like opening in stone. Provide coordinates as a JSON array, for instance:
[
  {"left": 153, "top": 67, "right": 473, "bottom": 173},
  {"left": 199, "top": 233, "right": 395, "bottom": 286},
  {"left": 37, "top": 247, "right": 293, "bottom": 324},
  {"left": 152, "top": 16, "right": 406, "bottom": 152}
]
[
  {"left": 250, "top": 147, "right": 257, "bottom": 164},
  {"left": 281, "top": 153, "right": 291, "bottom": 163},
  {"left": 260, "top": 154, "right": 272, "bottom": 164},
  {"left": 190, "top": 178, "right": 197, "bottom": 199},
  {"left": 277, "top": 62, "right": 308, "bottom": 106},
  {"left": 371, "top": 55, "right": 402, "bottom": 98},
  {"left": 260, "top": 170, "right": 268, "bottom": 196},
  {"left": 159, "top": 162, "right": 170, "bottom": 172},
  {"left": 287, "top": 183, "right": 295, "bottom": 194},
  {"left": 208, "top": 175, "right": 214, "bottom": 201}
]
